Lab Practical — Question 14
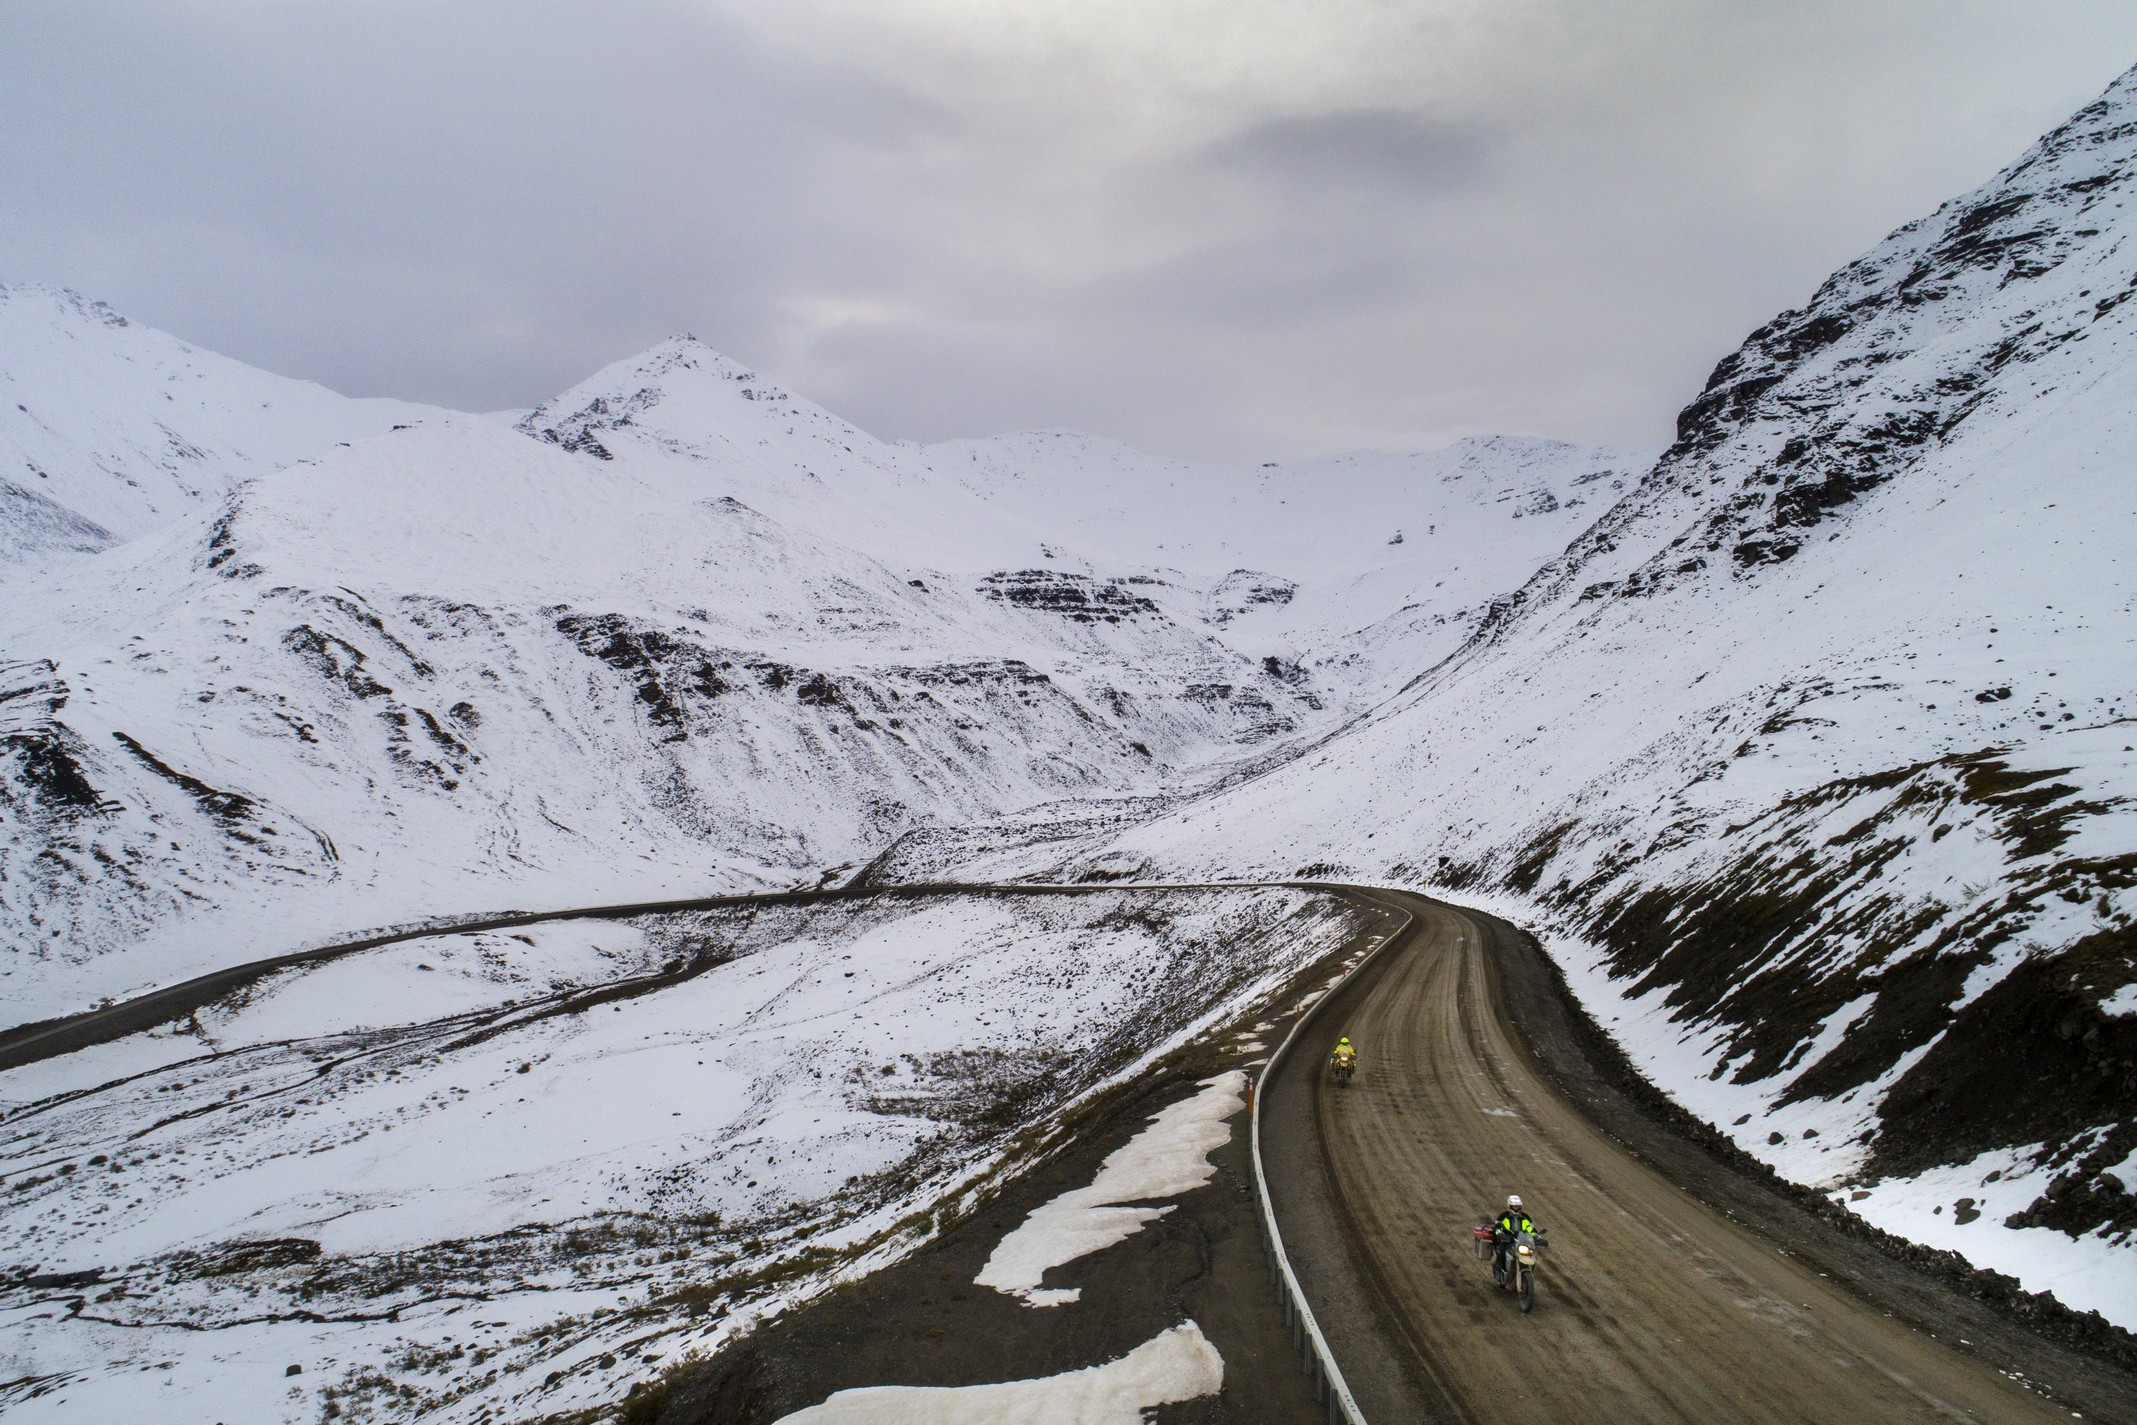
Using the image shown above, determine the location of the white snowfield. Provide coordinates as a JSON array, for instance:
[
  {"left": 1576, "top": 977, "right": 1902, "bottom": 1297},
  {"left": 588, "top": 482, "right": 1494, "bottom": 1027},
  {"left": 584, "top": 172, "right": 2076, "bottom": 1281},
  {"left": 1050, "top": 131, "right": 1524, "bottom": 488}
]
[
  {"left": 976, "top": 1070, "right": 1247, "bottom": 1306},
  {"left": 769, "top": 1320, "right": 1223, "bottom": 1425},
  {"left": 0, "top": 282, "right": 436, "bottom": 568},
  {"left": 932, "top": 429, "right": 1654, "bottom": 708},
  {"left": 0, "top": 889, "right": 1355, "bottom": 1423}
]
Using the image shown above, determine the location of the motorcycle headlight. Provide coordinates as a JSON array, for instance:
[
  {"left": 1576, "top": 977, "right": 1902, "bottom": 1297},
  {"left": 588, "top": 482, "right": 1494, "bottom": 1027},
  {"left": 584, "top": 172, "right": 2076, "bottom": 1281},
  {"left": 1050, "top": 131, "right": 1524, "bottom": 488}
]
[{"left": 1516, "top": 1244, "right": 1534, "bottom": 1259}]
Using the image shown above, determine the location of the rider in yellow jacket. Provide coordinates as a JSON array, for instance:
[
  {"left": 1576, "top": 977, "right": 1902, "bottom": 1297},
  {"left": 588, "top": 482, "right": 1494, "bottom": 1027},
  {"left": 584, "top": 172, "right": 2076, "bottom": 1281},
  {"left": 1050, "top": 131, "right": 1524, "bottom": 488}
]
[{"left": 1493, "top": 1194, "right": 1536, "bottom": 1275}]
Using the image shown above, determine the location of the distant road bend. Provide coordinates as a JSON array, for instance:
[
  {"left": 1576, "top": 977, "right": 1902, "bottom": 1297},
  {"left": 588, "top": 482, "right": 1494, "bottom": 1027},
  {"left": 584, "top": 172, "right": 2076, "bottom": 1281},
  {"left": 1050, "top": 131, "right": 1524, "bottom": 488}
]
[
  {"left": 1260, "top": 889, "right": 2088, "bottom": 1424},
  {"left": 2, "top": 882, "right": 2119, "bottom": 1422}
]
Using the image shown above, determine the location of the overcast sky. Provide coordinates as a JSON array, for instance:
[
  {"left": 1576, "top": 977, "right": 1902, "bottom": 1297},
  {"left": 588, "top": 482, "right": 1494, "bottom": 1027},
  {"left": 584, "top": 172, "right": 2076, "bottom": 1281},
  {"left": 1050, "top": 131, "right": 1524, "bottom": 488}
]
[{"left": 6, "top": 2, "right": 2136, "bottom": 462}]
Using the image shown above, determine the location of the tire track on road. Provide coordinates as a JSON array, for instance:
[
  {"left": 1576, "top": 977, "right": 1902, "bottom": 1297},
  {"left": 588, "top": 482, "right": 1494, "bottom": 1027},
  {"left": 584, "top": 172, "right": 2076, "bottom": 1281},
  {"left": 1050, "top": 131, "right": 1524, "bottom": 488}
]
[{"left": 1265, "top": 892, "right": 2083, "bottom": 1424}]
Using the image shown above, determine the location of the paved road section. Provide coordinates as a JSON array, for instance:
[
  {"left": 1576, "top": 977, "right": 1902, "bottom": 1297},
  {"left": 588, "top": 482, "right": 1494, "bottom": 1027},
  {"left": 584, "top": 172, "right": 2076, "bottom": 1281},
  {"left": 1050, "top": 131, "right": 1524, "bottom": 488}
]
[{"left": 1264, "top": 892, "right": 2084, "bottom": 1424}]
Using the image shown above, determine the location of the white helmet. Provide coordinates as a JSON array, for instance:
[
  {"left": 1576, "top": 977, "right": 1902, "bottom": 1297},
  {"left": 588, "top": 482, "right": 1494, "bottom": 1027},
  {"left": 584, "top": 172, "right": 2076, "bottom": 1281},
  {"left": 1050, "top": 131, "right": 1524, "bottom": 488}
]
[{"left": 1507, "top": 1194, "right": 1523, "bottom": 1210}]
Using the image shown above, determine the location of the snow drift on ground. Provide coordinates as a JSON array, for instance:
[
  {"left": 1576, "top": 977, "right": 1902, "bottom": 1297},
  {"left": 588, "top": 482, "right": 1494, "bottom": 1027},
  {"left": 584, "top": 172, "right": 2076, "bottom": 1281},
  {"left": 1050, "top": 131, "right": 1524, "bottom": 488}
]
[
  {"left": 989, "top": 64, "right": 2137, "bottom": 1327},
  {"left": 770, "top": 1320, "right": 1223, "bottom": 1425},
  {"left": 976, "top": 1070, "right": 1245, "bottom": 1307},
  {"left": 0, "top": 888, "right": 1356, "bottom": 1423}
]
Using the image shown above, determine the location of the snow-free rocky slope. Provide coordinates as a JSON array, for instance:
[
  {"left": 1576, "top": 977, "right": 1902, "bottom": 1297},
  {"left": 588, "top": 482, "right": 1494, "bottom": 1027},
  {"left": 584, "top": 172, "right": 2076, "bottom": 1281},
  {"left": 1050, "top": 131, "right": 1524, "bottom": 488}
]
[
  {"left": 1020, "top": 63, "right": 2137, "bottom": 1325},
  {"left": 0, "top": 305, "right": 1624, "bottom": 1021}
]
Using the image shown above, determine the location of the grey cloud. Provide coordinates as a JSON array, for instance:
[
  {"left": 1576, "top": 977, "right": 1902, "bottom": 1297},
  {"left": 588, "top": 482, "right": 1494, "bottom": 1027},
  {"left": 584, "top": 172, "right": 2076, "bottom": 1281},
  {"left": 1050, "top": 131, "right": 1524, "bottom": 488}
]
[
  {"left": 1207, "top": 109, "right": 1495, "bottom": 196},
  {"left": 1097, "top": 230, "right": 1426, "bottom": 329},
  {"left": 1091, "top": 115, "right": 1500, "bottom": 330},
  {"left": 4, "top": 1, "right": 2136, "bottom": 460},
  {"left": 0, "top": 1, "right": 948, "bottom": 411}
]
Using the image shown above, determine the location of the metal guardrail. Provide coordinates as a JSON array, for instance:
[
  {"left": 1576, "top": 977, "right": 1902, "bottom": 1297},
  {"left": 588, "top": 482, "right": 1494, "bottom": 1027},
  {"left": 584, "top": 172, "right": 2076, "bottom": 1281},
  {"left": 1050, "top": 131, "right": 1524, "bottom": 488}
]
[{"left": 1249, "top": 894, "right": 1413, "bottom": 1425}]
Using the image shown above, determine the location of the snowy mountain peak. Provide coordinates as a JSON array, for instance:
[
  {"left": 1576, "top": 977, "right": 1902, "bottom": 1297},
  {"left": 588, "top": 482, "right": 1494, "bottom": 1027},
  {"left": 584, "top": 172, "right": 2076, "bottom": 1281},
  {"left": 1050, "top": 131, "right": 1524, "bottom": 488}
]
[
  {"left": 0, "top": 281, "right": 437, "bottom": 570},
  {"left": 1663, "top": 58, "right": 2137, "bottom": 565},
  {"left": 0, "top": 279, "right": 132, "bottom": 330},
  {"left": 1507, "top": 61, "right": 2137, "bottom": 627},
  {"left": 516, "top": 336, "right": 868, "bottom": 466},
  {"left": 1430, "top": 432, "right": 1612, "bottom": 478}
]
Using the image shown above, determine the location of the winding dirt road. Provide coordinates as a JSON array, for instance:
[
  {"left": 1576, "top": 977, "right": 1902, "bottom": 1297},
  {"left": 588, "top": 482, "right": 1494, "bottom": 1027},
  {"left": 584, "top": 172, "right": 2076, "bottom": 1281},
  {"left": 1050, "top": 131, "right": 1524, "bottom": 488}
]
[
  {"left": 8, "top": 881, "right": 2125, "bottom": 1422},
  {"left": 1262, "top": 891, "right": 2085, "bottom": 1424}
]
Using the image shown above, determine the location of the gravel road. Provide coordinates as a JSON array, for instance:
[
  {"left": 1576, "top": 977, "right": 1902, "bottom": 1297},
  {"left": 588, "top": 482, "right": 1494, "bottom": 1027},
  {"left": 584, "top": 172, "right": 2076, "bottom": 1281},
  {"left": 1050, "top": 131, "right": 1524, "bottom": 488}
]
[
  {"left": 1262, "top": 891, "right": 2108, "bottom": 1423},
  {"left": 15, "top": 882, "right": 2127, "bottom": 1422}
]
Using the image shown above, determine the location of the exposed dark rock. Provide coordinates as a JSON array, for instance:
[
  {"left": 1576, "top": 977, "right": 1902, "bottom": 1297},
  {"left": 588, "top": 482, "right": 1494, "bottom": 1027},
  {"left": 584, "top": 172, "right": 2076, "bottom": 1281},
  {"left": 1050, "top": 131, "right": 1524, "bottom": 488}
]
[
  {"left": 978, "top": 570, "right": 1159, "bottom": 623},
  {"left": 1873, "top": 922, "right": 2137, "bottom": 1216},
  {"left": 1, "top": 727, "right": 102, "bottom": 818},
  {"left": 110, "top": 731, "right": 255, "bottom": 826},
  {"left": 794, "top": 674, "right": 846, "bottom": 710},
  {"left": 555, "top": 613, "right": 732, "bottom": 740},
  {"left": 282, "top": 625, "right": 391, "bottom": 701}
]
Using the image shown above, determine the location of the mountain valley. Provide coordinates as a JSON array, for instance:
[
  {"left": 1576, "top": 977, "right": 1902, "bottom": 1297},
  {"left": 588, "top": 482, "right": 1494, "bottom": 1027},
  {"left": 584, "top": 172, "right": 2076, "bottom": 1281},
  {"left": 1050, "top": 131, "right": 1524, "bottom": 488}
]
[{"left": 2, "top": 60, "right": 2135, "bottom": 1425}]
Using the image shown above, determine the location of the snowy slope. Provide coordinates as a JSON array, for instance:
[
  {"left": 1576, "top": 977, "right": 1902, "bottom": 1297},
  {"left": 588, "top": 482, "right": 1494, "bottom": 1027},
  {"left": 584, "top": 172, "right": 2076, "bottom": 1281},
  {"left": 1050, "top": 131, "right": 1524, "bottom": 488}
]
[
  {"left": 526, "top": 347, "right": 1647, "bottom": 712},
  {"left": 0, "top": 283, "right": 435, "bottom": 568},
  {"left": 0, "top": 888, "right": 1358, "bottom": 1424},
  {"left": 0, "top": 406, "right": 1305, "bottom": 1016},
  {"left": 1018, "top": 64, "right": 2137, "bottom": 1324},
  {"left": 931, "top": 432, "right": 1653, "bottom": 709},
  {"left": 0, "top": 314, "right": 1625, "bottom": 1022}
]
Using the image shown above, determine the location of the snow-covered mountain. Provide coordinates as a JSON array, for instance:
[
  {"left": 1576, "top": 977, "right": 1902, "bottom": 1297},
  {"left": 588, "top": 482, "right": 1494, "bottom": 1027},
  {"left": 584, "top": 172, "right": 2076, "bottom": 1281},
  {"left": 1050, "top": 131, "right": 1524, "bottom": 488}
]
[
  {"left": 8, "top": 63, "right": 2132, "bottom": 1395},
  {"left": 0, "top": 283, "right": 435, "bottom": 569},
  {"left": 1016, "top": 64, "right": 2137, "bottom": 1321},
  {"left": 931, "top": 431, "right": 1651, "bottom": 709},
  {"left": 0, "top": 312, "right": 1618, "bottom": 1023},
  {"left": 0, "top": 293, "right": 1626, "bottom": 1417}
]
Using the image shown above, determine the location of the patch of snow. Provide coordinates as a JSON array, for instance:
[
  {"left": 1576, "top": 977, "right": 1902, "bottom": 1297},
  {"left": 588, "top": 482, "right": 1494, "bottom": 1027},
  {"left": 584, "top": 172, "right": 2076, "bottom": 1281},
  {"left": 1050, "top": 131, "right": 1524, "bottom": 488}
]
[
  {"left": 771, "top": 1320, "right": 1223, "bottom": 1424},
  {"left": 1846, "top": 1146, "right": 2137, "bottom": 1327},
  {"left": 976, "top": 1071, "right": 1246, "bottom": 1306}
]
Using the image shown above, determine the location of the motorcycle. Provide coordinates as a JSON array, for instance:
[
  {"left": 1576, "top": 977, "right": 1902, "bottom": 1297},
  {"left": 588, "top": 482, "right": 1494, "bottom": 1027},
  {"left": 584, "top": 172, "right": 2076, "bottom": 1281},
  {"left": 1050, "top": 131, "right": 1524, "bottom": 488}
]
[
  {"left": 1473, "top": 1222, "right": 1545, "bottom": 1312},
  {"left": 1330, "top": 1051, "right": 1355, "bottom": 1087}
]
